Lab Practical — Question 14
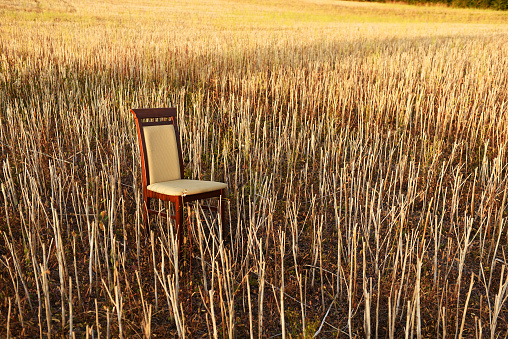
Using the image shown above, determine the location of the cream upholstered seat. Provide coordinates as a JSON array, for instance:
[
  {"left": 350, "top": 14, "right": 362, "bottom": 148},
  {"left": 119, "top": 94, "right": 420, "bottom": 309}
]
[
  {"left": 131, "top": 107, "right": 227, "bottom": 255},
  {"left": 148, "top": 179, "right": 227, "bottom": 196}
]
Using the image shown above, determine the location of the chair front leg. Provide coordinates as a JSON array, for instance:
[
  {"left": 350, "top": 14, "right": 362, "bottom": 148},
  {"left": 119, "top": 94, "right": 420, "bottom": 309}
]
[
  {"left": 175, "top": 196, "right": 184, "bottom": 256},
  {"left": 143, "top": 196, "right": 151, "bottom": 234}
]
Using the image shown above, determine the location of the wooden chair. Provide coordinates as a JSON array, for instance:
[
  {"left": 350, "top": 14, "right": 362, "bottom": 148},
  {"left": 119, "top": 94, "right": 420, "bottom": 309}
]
[{"left": 131, "top": 107, "right": 227, "bottom": 253}]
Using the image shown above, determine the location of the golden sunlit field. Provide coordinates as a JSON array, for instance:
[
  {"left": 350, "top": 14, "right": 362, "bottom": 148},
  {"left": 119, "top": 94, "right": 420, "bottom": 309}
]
[{"left": 1, "top": 0, "right": 508, "bottom": 337}]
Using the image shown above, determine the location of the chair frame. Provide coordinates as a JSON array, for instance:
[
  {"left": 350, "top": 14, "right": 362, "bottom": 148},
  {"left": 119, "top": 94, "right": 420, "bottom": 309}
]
[{"left": 131, "top": 107, "right": 225, "bottom": 252}]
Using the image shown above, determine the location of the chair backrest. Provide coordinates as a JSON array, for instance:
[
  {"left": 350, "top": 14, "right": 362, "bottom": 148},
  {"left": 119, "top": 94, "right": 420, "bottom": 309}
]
[{"left": 131, "top": 108, "right": 184, "bottom": 186}]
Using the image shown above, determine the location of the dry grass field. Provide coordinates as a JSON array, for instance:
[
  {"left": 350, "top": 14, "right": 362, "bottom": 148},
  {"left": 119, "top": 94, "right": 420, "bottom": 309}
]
[{"left": 1, "top": 0, "right": 508, "bottom": 337}]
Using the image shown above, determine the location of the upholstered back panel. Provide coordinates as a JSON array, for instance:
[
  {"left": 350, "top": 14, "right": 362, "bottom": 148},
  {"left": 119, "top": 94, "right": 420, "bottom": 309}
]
[{"left": 143, "top": 124, "right": 181, "bottom": 184}]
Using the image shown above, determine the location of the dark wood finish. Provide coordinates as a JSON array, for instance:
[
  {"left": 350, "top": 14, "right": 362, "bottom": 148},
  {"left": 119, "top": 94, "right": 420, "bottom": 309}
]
[
  {"left": 132, "top": 107, "right": 177, "bottom": 119},
  {"left": 142, "top": 120, "right": 175, "bottom": 127},
  {"left": 131, "top": 108, "right": 225, "bottom": 258}
]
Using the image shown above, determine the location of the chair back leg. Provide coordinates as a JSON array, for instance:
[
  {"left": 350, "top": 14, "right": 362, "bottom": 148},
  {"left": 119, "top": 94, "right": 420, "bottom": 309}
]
[{"left": 220, "top": 190, "right": 225, "bottom": 230}]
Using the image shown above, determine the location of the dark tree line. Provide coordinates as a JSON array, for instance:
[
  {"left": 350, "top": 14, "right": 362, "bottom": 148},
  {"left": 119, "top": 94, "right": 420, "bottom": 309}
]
[{"left": 364, "top": 0, "right": 508, "bottom": 10}]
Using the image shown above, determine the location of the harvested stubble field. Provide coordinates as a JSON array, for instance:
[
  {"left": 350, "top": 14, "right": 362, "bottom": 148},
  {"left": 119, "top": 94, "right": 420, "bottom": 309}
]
[{"left": 1, "top": 0, "right": 508, "bottom": 337}]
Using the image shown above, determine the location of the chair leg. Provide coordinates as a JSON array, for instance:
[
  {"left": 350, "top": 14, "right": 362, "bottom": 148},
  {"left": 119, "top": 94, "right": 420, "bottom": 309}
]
[
  {"left": 220, "top": 189, "right": 225, "bottom": 228},
  {"left": 187, "top": 203, "right": 193, "bottom": 274},
  {"left": 187, "top": 204, "right": 192, "bottom": 256},
  {"left": 175, "top": 197, "right": 184, "bottom": 257},
  {"left": 143, "top": 196, "right": 150, "bottom": 234}
]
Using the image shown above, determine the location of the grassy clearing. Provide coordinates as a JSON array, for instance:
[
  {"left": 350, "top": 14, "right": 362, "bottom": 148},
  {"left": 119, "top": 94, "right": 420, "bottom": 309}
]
[{"left": 1, "top": 0, "right": 508, "bottom": 337}]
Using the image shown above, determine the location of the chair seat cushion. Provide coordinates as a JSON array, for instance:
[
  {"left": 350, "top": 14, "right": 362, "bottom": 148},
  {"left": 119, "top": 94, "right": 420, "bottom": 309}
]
[{"left": 147, "top": 179, "right": 227, "bottom": 196}]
